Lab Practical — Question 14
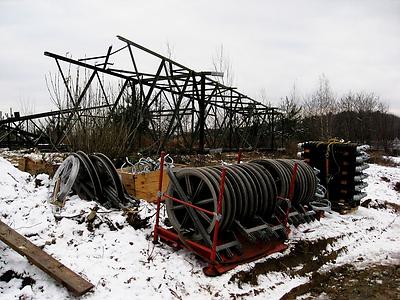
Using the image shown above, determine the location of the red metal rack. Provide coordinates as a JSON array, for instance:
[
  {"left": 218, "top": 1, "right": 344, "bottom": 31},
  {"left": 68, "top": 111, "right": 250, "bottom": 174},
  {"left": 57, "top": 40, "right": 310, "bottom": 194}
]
[{"left": 153, "top": 152, "right": 288, "bottom": 276}]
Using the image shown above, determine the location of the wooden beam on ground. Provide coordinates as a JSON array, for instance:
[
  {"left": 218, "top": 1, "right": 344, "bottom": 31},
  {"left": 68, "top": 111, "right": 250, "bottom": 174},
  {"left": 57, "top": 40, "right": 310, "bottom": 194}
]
[{"left": 0, "top": 219, "right": 94, "bottom": 296}]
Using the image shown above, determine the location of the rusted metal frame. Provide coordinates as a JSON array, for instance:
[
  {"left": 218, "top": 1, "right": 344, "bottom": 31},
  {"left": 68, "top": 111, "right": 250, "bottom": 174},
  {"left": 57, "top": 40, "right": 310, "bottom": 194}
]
[
  {"left": 102, "top": 46, "right": 113, "bottom": 69},
  {"left": 93, "top": 46, "right": 113, "bottom": 108},
  {"left": 259, "top": 110, "right": 280, "bottom": 148},
  {"left": 0, "top": 121, "right": 34, "bottom": 145},
  {"left": 211, "top": 87, "right": 232, "bottom": 143},
  {"left": 164, "top": 96, "right": 196, "bottom": 148},
  {"left": 55, "top": 70, "right": 97, "bottom": 145},
  {"left": 187, "top": 81, "right": 201, "bottom": 147},
  {"left": 12, "top": 121, "right": 36, "bottom": 145},
  {"left": 199, "top": 79, "right": 226, "bottom": 148},
  {"left": 234, "top": 108, "right": 257, "bottom": 148},
  {"left": 205, "top": 89, "right": 224, "bottom": 147},
  {"left": 189, "top": 73, "right": 202, "bottom": 149},
  {"left": 118, "top": 35, "right": 189, "bottom": 71},
  {"left": 270, "top": 109, "right": 276, "bottom": 149},
  {"left": 229, "top": 90, "right": 234, "bottom": 148},
  {"left": 147, "top": 88, "right": 164, "bottom": 113},
  {"left": 159, "top": 61, "right": 193, "bottom": 145},
  {"left": 48, "top": 40, "right": 271, "bottom": 108},
  {"left": 242, "top": 113, "right": 260, "bottom": 148},
  {"left": 144, "top": 90, "right": 165, "bottom": 143},
  {"left": 29, "top": 118, "right": 63, "bottom": 151},
  {"left": 212, "top": 95, "right": 233, "bottom": 147},
  {"left": 231, "top": 97, "right": 244, "bottom": 148},
  {"left": 97, "top": 78, "right": 130, "bottom": 136},
  {"left": 78, "top": 45, "right": 118, "bottom": 62},
  {"left": 236, "top": 106, "right": 255, "bottom": 128},
  {"left": 252, "top": 110, "right": 269, "bottom": 148},
  {"left": 75, "top": 75, "right": 109, "bottom": 129},
  {"left": 142, "top": 59, "right": 165, "bottom": 108},
  {"left": 109, "top": 79, "right": 129, "bottom": 114},
  {"left": 48, "top": 49, "right": 140, "bottom": 135},
  {"left": 0, "top": 104, "right": 113, "bottom": 126},
  {"left": 239, "top": 108, "right": 260, "bottom": 147},
  {"left": 159, "top": 74, "right": 191, "bottom": 150},
  {"left": 107, "top": 69, "right": 189, "bottom": 86},
  {"left": 56, "top": 63, "right": 96, "bottom": 130},
  {"left": 147, "top": 116, "right": 163, "bottom": 145},
  {"left": 0, "top": 124, "right": 38, "bottom": 142},
  {"left": 153, "top": 61, "right": 178, "bottom": 112},
  {"left": 202, "top": 104, "right": 217, "bottom": 148},
  {"left": 26, "top": 119, "right": 50, "bottom": 146},
  {"left": 95, "top": 72, "right": 111, "bottom": 106},
  {"left": 126, "top": 44, "right": 147, "bottom": 103},
  {"left": 55, "top": 58, "right": 77, "bottom": 108},
  {"left": 45, "top": 51, "right": 135, "bottom": 82}
]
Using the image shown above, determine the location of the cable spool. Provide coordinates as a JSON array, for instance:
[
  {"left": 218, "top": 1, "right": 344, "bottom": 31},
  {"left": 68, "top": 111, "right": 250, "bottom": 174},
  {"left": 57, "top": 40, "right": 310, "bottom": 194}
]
[
  {"left": 165, "top": 159, "right": 318, "bottom": 240},
  {"left": 51, "top": 151, "right": 137, "bottom": 209}
]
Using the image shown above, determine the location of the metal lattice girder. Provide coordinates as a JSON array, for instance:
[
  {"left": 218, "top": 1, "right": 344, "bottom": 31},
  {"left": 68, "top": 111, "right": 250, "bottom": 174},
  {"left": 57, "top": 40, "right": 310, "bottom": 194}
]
[{"left": 1, "top": 35, "right": 283, "bottom": 152}]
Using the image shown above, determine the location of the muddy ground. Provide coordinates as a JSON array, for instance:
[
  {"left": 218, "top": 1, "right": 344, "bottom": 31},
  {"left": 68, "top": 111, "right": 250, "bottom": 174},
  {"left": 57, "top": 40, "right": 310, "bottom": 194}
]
[{"left": 229, "top": 235, "right": 399, "bottom": 300}]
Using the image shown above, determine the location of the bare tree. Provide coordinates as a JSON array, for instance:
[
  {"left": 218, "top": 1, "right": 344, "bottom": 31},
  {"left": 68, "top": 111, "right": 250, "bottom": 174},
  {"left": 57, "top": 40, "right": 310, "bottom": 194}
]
[
  {"left": 212, "top": 45, "right": 234, "bottom": 86},
  {"left": 279, "top": 84, "right": 303, "bottom": 141},
  {"left": 303, "top": 74, "right": 337, "bottom": 139}
]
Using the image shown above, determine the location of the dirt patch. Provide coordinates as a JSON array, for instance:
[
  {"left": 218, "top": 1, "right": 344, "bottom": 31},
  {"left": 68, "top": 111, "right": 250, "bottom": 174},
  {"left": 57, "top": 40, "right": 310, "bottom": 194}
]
[
  {"left": 230, "top": 237, "right": 344, "bottom": 287},
  {"left": 0, "top": 269, "right": 36, "bottom": 289},
  {"left": 365, "top": 200, "right": 400, "bottom": 213},
  {"left": 394, "top": 182, "right": 400, "bottom": 193},
  {"left": 281, "top": 264, "right": 400, "bottom": 300}
]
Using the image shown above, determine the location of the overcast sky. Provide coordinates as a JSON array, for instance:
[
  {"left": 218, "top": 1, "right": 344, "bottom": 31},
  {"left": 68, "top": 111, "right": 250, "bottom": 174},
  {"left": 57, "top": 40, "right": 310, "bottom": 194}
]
[{"left": 1, "top": 0, "right": 399, "bottom": 116}]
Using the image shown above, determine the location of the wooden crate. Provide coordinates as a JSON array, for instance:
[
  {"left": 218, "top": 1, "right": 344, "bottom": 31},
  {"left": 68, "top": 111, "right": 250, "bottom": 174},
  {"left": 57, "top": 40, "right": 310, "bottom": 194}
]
[
  {"left": 118, "top": 168, "right": 170, "bottom": 203},
  {"left": 18, "top": 157, "right": 58, "bottom": 176}
]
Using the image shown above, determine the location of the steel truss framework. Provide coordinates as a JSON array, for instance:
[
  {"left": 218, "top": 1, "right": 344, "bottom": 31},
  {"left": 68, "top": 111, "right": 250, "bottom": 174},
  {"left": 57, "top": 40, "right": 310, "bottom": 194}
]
[{"left": 0, "top": 36, "right": 283, "bottom": 153}]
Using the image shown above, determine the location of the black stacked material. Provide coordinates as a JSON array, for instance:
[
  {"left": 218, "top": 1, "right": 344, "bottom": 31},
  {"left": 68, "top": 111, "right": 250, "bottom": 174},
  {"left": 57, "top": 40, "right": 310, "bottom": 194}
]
[{"left": 298, "top": 141, "right": 369, "bottom": 213}]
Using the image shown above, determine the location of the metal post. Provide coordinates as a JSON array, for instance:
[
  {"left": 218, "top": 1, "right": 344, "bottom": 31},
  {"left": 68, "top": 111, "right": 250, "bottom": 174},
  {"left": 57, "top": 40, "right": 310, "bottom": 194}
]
[
  {"left": 153, "top": 151, "right": 166, "bottom": 243},
  {"left": 285, "top": 162, "right": 298, "bottom": 226},
  {"left": 198, "top": 73, "right": 206, "bottom": 153},
  {"left": 271, "top": 109, "right": 275, "bottom": 150},
  {"left": 210, "top": 168, "right": 226, "bottom": 264},
  {"left": 237, "top": 148, "right": 242, "bottom": 164}
]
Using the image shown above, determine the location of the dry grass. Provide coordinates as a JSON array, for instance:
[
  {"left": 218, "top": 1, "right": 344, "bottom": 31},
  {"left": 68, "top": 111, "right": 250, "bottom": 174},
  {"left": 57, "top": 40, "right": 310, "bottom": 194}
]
[{"left": 368, "top": 150, "right": 400, "bottom": 167}]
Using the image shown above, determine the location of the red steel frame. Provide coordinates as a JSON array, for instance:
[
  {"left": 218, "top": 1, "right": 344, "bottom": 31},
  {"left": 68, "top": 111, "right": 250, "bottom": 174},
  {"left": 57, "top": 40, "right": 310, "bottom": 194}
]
[
  {"left": 153, "top": 151, "right": 289, "bottom": 276},
  {"left": 153, "top": 151, "right": 227, "bottom": 271}
]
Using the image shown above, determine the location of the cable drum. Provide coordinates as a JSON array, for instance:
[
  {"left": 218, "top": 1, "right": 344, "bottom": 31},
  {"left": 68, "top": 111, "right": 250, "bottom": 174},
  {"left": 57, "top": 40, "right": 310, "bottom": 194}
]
[{"left": 165, "top": 159, "right": 319, "bottom": 239}]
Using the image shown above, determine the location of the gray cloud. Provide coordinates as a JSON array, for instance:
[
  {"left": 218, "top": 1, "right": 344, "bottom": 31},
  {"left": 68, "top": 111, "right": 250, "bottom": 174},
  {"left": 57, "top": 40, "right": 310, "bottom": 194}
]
[{"left": 0, "top": 0, "right": 399, "bottom": 115}]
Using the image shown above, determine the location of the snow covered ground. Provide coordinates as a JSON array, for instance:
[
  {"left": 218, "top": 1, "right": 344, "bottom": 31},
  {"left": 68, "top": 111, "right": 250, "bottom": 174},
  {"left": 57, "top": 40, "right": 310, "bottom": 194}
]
[{"left": 0, "top": 155, "right": 399, "bottom": 299}]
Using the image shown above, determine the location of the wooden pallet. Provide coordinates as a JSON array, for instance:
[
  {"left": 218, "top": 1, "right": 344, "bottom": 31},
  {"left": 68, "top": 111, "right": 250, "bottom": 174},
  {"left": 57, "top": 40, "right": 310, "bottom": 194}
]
[{"left": 0, "top": 219, "right": 94, "bottom": 296}]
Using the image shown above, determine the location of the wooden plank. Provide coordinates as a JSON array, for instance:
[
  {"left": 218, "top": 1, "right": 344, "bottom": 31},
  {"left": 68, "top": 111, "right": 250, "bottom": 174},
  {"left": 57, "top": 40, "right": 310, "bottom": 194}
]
[{"left": 0, "top": 219, "right": 94, "bottom": 296}]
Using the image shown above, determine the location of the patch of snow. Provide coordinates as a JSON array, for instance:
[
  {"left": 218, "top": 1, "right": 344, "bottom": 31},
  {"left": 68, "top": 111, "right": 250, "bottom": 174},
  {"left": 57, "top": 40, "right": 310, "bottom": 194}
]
[{"left": 0, "top": 156, "right": 399, "bottom": 299}]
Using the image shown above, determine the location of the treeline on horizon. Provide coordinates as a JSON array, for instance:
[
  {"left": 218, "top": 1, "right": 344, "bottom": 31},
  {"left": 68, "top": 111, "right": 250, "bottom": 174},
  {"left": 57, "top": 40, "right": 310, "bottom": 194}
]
[{"left": 277, "top": 75, "right": 400, "bottom": 149}]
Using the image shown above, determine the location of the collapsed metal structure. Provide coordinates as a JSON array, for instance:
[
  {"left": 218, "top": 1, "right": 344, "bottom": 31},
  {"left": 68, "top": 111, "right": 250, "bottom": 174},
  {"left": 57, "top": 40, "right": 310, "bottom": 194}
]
[{"left": 0, "top": 36, "right": 283, "bottom": 153}]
